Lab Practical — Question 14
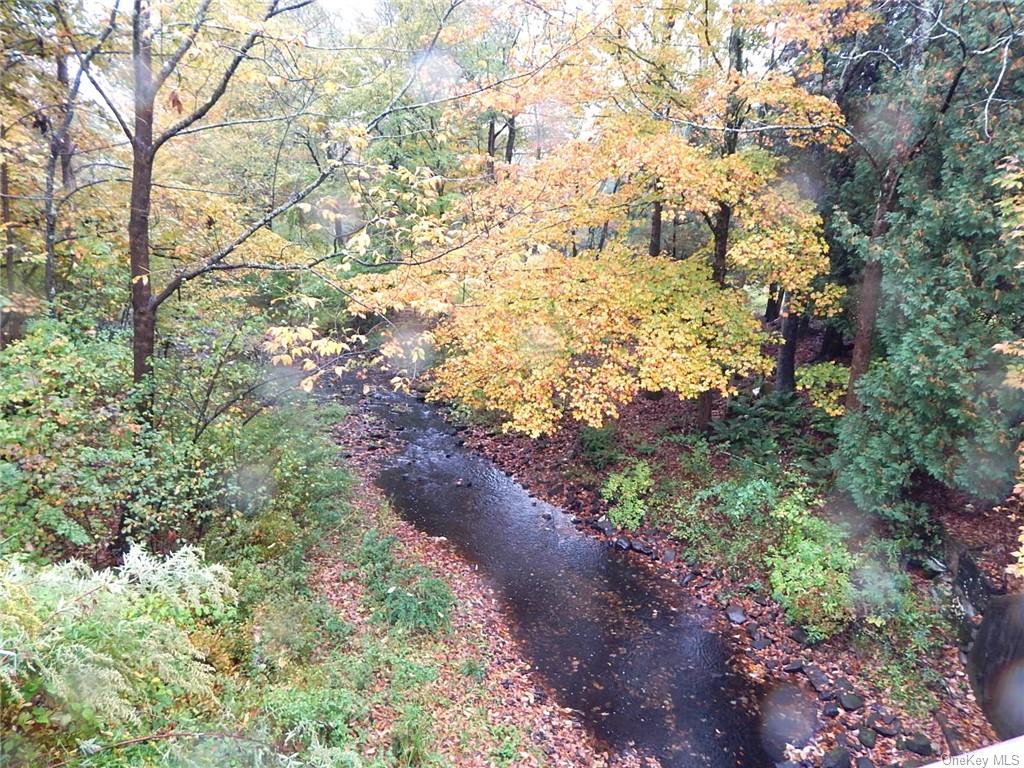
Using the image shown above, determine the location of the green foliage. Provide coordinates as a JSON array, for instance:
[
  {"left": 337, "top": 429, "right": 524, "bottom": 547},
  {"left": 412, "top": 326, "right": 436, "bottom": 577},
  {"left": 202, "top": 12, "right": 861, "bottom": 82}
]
[
  {"left": 0, "top": 547, "right": 234, "bottom": 765},
  {"left": 671, "top": 467, "right": 784, "bottom": 572},
  {"left": 601, "top": 460, "right": 653, "bottom": 530},
  {"left": 381, "top": 569, "right": 455, "bottom": 634},
  {"left": 688, "top": 475, "right": 780, "bottom": 523},
  {"left": 795, "top": 362, "right": 849, "bottom": 417},
  {"left": 0, "top": 318, "right": 302, "bottom": 562},
  {"left": 358, "top": 529, "right": 399, "bottom": 597},
  {"left": 766, "top": 494, "right": 857, "bottom": 641},
  {"left": 579, "top": 424, "right": 623, "bottom": 469},
  {"left": 834, "top": 110, "right": 1024, "bottom": 530},
  {"left": 358, "top": 531, "right": 454, "bottom": 633},
  {"left": 668, "top": 433, "right": 713, "bottom": 478},
  {"left": 459, "top": 658, "right": 486, "bottom": 682},
  {"left": 263, "top": 676, "right": 364, "bottom": 748},
  {"left": 390, "top": 704, "right": 432, "bottom": 767},
  {"left": 711, "top": 390, "right": 836, "bottom": 482},
  {"left": 853, "top": 578, "right": 951, "bottom": 717},
  {"left": 488, "top": 723, "right": 522, "bottom": 766},
  {"left": 0, "top": 321, "right": 187, "bottom": 556}
]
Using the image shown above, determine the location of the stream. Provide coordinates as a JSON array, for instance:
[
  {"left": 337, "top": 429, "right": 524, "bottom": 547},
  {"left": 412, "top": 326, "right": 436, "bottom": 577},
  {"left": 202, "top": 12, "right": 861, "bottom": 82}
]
[{"left": 341, "top": 382, "right": 817, "bottom": 767}]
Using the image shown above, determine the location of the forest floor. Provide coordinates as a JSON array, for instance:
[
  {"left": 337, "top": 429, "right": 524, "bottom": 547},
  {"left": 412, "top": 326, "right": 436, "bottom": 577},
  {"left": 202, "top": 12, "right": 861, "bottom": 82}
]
[
  {"left": 451, "top": 379, "right": 1007, "bottom": 767},
  {"left": 310, "top": 401, "right": 657, "bottom": 768}
]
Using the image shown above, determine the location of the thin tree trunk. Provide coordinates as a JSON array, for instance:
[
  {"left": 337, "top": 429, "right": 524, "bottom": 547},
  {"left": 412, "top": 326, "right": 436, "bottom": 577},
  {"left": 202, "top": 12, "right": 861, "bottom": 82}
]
[
  {"left": 711, "top": 203, "right": 730, "bottom": 285},
  {"left": 696, "top": 391, "right": 713, "bottom": 429},
  {"left": 485, "top": 116, "right": 496, "bottom": 180},
  {"left": 694, "top": 202, "right": 732, "bottom": 430},
  {"left": 649, "top": 201, "right": 662, "bottom": 256},
  {"left": 764, "top": 283, "right": 782, "bottom": 322},
  {"left": 1, "top": 121, "right": 12, "bottom": 349},
  {"left": 844, "top": 184, "right": 894, "bottom": 409},
  {"left": 844, "top": 257, "right": 881, "bottom": 409},
  {"left": 504, "top": 115, "right": 515, "bottom": 164},
  {"left": 130, "top": 0, "right": 156, "bottom": 391},
  {"left": 671, "top": 212, "right": 679, "bottom": 258},
  {"left": 776, "top": 302, "right": 798, "bottom": 393}
]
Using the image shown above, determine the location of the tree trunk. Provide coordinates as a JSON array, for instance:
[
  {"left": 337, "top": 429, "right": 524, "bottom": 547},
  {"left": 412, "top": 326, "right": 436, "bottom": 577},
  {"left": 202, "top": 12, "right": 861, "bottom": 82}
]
[
  {"left": 649, "top": 201, "right": 662, "bottom": 256},
  {"left": 504, "top": 115, "right": 515, "bottom": 164},
  {"left": 844, "top": 185, "right": 893, "bottom": 409},
  {"left": 844, "top": 258, "right": 881, "bottom": 409},
  {"left": 764, "top": 283, "right": 782, "bottom": 322},
  {"left": 776, "top": 304, "right": 799, "bottom": 393},
  {"left": 485, "top": 116, "right": 496, "bottom": 180},
  {"left": 693, "top": 201, "right": 733, "bottom": 430},
  {"left": 696, "top": 391, "right": 713, "bottom": 430},
  {"left": 130, "top": 0, "right": 156, "bottom": 391},
  {"left": 1, "top": 122, "right": 12, "bottom": 349},
  {"left": 817, "top": 322, "right": 846, "bottom": 361},
  {"left": 711, "top": 203, "right": 730, "bottom": 285}
]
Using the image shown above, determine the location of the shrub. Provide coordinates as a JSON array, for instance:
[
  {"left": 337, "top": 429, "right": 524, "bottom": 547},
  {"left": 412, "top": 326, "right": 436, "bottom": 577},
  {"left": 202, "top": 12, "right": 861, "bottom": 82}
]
[
  {"left": 358, "top": 529, "right": 399, "bottom": 598},
  {"left": 766, "top": 502, "right": 857, "bottom": 641},
  {"left": 0, "top": 321, "right": 211, "bottom": 559},
  {"left": 601, "top": 460, "right": 653, "bottom": 530},
  {"left": 689, "top": 476, "right": 779, "bottom": 523},
  {"left": 263, "top": 679, "right": 363, "bottom": 748},
  {"left": 579, "top": 424, "right": 622, "bottom": 469},
  {"left": 667, "top": 433, "right": 713, "bottom": 477},
  {"left": 0, "top": 547, "right": 234, "bottom": 765},
  {"left": 795, "top": 362, "right": 849, "bottom": 417}
]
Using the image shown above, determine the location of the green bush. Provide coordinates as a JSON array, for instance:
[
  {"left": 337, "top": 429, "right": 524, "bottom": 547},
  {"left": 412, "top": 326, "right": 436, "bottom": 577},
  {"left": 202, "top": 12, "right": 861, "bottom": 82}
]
[
  {"left": 601, "top": 460, "right": 653, "bottom": 530},
  {"left": 381, "top": 569, "right": 454, "bottom": 634},
  {"left": 688, "top": 475, "right": 779, "bottom": 523},
  {"left": 667, "top": 433, "right": 713, "bottom": 477},
  {"left": 766, "top": 500, "right": 857, "bottom": 641},
  {"left": 0, "top": 320, "right": 220, "bottom": 559},
  {"left": 263, "top": 678, "right": 364, "bottom": 748},
  {"left": 579, "top": 424, "right": 623, "bottom": 469}
]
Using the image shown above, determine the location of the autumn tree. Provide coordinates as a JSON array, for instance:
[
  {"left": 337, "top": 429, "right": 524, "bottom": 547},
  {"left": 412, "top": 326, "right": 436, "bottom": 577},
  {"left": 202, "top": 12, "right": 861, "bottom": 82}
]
[{"left": 339, "top": 0, "right": 859, "bottom": 434}]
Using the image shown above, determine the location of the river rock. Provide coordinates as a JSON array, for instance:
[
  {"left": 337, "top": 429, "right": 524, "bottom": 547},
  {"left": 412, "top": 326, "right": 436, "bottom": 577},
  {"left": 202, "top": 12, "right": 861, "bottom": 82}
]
[
  {"left": 854, "top": 758, "right": 874, "bottom": 768},
  {"left": 662, "top": 547, "right": 677, "bottom": 564},
  {"left": 823, "top": 702, "right": 840, "bottom": 718},
  {"left": 857, "top": 728, "right": 877, "bottom": 748},
  {"left": 630, "top": 539, "right": 653, "bottom": 556},
  {"left": 615, "top": 537, "right": 631, "bottom": 551},
  {"left": 954, "top": 550, "right": 994, "bottom": 615},
  {"left": 821, "top": 747, "right": 851, "bottom": 768},
  {"left": 593, "top": 517, "right": 615, "bottom": 536},
  {"left": 968, "top": 592, "right": 1024, "bottom": 738},
  {"left": 790, "top": 627, "right": 811, "bottom": 645},
  {"left": 752, "top": 637, "right": 772, "bottom": 650},
  {"left": 866, "top": 712, "right": 901, "bottom": 737},
  {"left": 899, "top": 733, "right": 933, "bottom": 756},
  {"left": 726, "top": 604, "right": 747, "bottom": 624},
  {"left": 783, "top": 660, "right": 804, "bottom": 673},
  {"left": 838, "top": 692, "right": 865, "bottom": 712},
  {"left": 802, "top": 665, "right": 831, "bottom": 697}
]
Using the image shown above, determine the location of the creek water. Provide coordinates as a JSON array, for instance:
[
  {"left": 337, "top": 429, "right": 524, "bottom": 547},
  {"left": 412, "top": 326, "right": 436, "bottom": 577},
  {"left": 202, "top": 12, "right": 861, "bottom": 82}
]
[{"left": 345, "top": 384, "right": 816, "bottom": 767}]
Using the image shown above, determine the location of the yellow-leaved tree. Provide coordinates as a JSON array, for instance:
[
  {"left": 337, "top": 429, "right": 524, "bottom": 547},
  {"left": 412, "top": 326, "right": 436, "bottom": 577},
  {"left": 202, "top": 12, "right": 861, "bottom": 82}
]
[{"left": 340, "top": 0, "right": 867, "bottom": 434}]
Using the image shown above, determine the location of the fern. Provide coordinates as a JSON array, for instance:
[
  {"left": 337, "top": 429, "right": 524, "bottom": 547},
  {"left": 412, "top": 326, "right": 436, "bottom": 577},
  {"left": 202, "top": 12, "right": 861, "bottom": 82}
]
[{"left": 0, "top": 546, "right": 235, "bottom": 761}]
